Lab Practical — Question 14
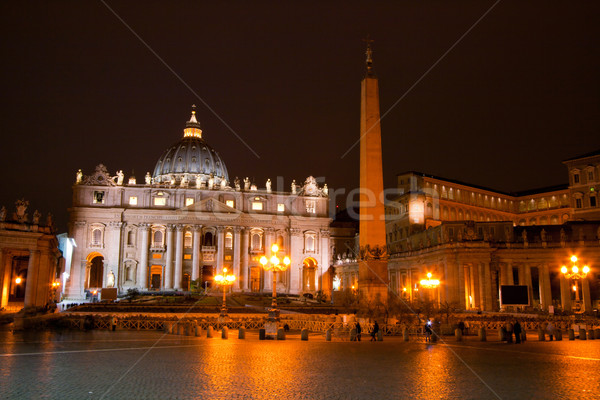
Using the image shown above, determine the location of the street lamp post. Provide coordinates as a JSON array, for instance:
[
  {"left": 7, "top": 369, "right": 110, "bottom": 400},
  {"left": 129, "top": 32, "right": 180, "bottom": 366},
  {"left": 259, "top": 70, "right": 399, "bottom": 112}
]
[
  {"left": 214, "top": 267, "right": 236, "bottom": 317},
  {"left": 260, "top": 243, "right": 291, "bottom": 321},
  {"left": 561, "top": 255, "right": 590, "bottom": 311}
]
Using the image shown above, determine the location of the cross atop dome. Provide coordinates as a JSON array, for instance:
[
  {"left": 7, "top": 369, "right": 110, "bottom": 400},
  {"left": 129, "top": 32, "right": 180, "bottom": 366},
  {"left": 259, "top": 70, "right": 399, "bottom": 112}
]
[{"left": 184, "top": 105, "right": 202, "bottom": 138}]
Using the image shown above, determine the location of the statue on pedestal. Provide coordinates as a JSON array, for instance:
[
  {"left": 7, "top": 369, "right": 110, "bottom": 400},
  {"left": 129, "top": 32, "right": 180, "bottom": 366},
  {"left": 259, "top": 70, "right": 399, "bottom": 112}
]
[
  {"left": 145, "top": 172, "right": 152, "bottom": 185},
  {"left": 266, "top": 179, "right": 272, "bottom": 192},
  {"left": 244, "top": 177, "right": 250, "bottom": 191},
  {"left": 32, "top": 210, "right": 41, "bottom": 224},
  {"left": 234, "top": 177, "right": 241, "bottom": 191},
  {"left": 220, "top": 179, "right": 227, "bottom": 190},
  {"left": 208, "top": 174, "right": 214, "bottom": 190},
  {"left": 291, "top": 179, "right": 297, "bottom": 194},
  {"left": 76, "top": 169, "right": 83, "bottom": 184},
  {"left": 196, "top": 175, "right": 202, "bottom": 189},
  {"left": 116, "top": 170, "right": 124, "bottom": 186}
]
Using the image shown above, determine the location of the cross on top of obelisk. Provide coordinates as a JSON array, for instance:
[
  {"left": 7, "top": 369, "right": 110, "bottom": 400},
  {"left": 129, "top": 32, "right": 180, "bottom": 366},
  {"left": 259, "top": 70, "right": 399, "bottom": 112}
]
[{"left": 362, "top": 36, "right": 374, "bottom": 73}]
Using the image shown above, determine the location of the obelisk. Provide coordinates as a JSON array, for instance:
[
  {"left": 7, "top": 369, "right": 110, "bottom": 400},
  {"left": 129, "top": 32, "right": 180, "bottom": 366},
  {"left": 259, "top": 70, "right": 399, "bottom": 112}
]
[{"left": 358, "top": 40, "right": 388, "bottom": 302}]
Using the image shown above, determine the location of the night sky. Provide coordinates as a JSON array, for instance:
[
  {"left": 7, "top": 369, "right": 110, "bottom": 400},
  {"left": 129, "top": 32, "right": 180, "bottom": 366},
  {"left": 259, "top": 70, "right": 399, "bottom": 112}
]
[{"left": 1, "top": 1, "right": 599, "bottom": 232}]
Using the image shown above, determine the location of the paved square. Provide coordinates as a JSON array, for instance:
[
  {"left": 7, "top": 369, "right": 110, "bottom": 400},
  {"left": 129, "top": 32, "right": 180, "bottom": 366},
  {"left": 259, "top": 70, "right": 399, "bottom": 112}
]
[{"left": 0, "top": 330, "right": 599, "bottom": 399}]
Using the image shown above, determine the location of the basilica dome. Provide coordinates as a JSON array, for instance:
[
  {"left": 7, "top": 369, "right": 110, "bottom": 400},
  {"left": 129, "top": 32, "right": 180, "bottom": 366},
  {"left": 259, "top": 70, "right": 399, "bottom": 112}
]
[{"left": 152, "top": 109, "right": 229, "bottom": 186}]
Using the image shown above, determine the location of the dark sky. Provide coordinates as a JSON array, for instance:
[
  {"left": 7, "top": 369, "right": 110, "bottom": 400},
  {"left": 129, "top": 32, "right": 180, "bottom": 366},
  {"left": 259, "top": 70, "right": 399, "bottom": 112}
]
[{"left": 1, "top": 1, "right": 599, "bottom": 232}]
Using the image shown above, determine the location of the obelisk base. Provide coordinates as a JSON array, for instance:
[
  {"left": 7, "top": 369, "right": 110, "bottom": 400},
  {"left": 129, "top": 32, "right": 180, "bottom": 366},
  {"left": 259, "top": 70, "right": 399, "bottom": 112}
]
[{"left": 358, "top": 259, "right": 389, "bottom": 303}]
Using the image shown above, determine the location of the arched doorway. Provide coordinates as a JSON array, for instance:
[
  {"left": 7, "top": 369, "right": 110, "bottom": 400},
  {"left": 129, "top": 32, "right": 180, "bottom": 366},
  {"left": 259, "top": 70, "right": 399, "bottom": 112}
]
[
  {"left": 86, "top": 252, "right": 104, "bottom": 289},
  {"left": 250, "top": 266, "right": 261, "bottom": 292},
  {"left": 150, "top": 265, "right": 162, "bottom": 290},
  {"left": 182, "top": 273, "right": 191, "bottom": 291},
  {"left": 302, "top": 258, "right": 317, "bottom": 292},
  {"left": 10, "top": 256, "right": 28, "bottom": 301},
  {"left": 202, "top": 265, "right": 214, "bottom": 288}
]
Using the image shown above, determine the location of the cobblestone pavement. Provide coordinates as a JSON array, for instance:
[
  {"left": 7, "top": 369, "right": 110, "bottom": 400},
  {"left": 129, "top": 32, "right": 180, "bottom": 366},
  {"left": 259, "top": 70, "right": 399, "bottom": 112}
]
[{"left": 0, "top": 329, "right": 599, "bottom": 400}]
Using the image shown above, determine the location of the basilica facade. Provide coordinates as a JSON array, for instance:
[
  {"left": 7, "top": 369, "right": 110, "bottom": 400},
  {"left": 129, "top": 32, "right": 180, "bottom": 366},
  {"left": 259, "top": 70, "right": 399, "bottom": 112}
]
[{"left": 64, "top": 109, "right": 331, "bottom": 300}]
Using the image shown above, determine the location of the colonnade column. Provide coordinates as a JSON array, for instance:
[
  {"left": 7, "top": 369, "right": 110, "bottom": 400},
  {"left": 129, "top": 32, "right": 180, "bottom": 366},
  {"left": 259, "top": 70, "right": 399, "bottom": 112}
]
[
  {"left": 506, "top": 261, "right": 515, "bottom": 285},
  {"left": 582, "top": 277, "right": 592, "bottom": 312},
  {"left": 174, "top": 224, "right": 184, "bottom": 290},
  {"left": 24, "top": 250, "right": 40, "bottom": 307},
  {"left": 478, "top": 262, "right": 493, "bottom": 311},
  {"left": 457, "top": 259, "right": 466, "bottom": 310},
  {"left": 216, "top": 226, "right": 225, "bottom": 274},
  {"left": 241, "top": 228, "right": 249, "bottom": 291},
  {"left": 1, "top": 249, "right": 9, "bottom": 308},
  {"left": 138, "top": 224, "right": 150, "bottom": 290},
  {"left": 164, "top": 225, "right": 174, "bottom": 289},
  {"left": 107, "top": 222, "right": 123, "bottom": 288},
  {"left": 560, "top": 274, "right": 572, "bottom": 311},
  {"left": 523, "top": 264, "right": 533, "bottom": 305},
  {"left": 538, "top": 263, "right": 552, "bottom": 311},
  {"left": 233, "top": 227, "right": 241, "bottom": 290},
  {"left": 191, "top": 225, "right": 202, "bottom": 281}
]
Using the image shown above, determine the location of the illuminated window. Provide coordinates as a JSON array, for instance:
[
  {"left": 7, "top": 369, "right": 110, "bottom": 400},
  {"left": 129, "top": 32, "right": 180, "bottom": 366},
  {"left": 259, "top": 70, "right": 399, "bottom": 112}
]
[
  {"left": 185, "top": 198, "right": 194, "bottom": 206},
  {"left": 277, "top": 203, "right": 285, "bottom": 212},
  {"left": 154, "top": 197, "right": 166, "bottom": 206},
  {"left": 129, "top": 196, "right": 138, "bottom": 205},
  {"left": 184, "top": 254, "right": 192, "bottom": 260},
  {"left": 305, "top": 200, "right": 316, "bottom": 214},
  {"left": 93, "top": 191, "right": 105, "bottom": 204},
  {"left": 225, "top": 232, "right": 233, "bottom": 249},
  {"left": 226, "top": 200, "right": 235, "bottom": 208},
  {"left": 252, "top": 202, "right": 263, "bottom": 211}
]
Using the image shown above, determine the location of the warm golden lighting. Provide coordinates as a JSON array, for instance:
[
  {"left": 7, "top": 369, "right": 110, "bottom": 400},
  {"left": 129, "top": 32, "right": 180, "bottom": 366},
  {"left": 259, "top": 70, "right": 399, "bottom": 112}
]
[
  {"left": 261, "top": 242, "right": 291, "bottom": 319},
  {"left": 283, "top": 256, "right": 291, "bottom": 266},
  {"left": 573, "top": 285, "right": 577, "bottom": 292},
  {"left": 561, "top": 266, "right": 568, "bottom": 274},
  {"left": 572, "top": 266, "right": 579, "bottom": 274},
  {"left": 420, "top": 272, "right": 440, "bottom": 289},
  {"left": 571, "top": 255, "right": 578, "bottom": 263},
  {"left": 15, "top": 277, "right": 22, "bottom": 284},
  {"left": 402, "top": 287, "right": 407, "bottom": 292},
  {"left": 271, "top": 243, "right": 279, "bottom": 253},
  {"left": 260, "top": 256, "right": 268, "bottom": 266},
  {"left": 583, "top": 265, "right": 590, "bottom": 274}
]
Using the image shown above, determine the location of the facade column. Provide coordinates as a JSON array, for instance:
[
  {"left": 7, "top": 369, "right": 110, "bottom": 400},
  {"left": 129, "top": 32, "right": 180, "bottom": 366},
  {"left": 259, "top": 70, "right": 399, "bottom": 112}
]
[
  {"left": 478, "top": 262, "right": 493, "bottom": 311},
  {"left": 191, "top": 225, "right": 202, "bottom": 281},
  {"left": 174, "top": 224, "right": 184, "bottom": 290},
  {"left": 106, "top": 222, "right": 124, "bottom": 288},
  {"left": 241, "top": 228, "right": 249, "bottom": 291},
  {"left": 506, "top": 261, "right": 515, "bottom": 285},
  {"left": 560, "top": 274, "right": 572, "bottom": 312},
  {"left": 138, "top": 224, "right": 150, "bottom": 290},
  {"left": 581, "top": 277, "right": 592, "bottom": 312},
  {"left": 469, "top": 264, "right": 479, "bottom": 310},
  {"left": 164, "top": 225, "right": 174, "bottom": 289},
  {"left": 539, "top": 264, "right": 552, "bottom": 311},
  {"left": 319, "top": 229, "right": 330, "bottom": 293},
  {"left": 289, "top": 228, "right": 302, "bottom": 292},
  {"left": 263, "top": 228, "right": 274, "bottom": 292},
  {"left": 233, "top": 227, "right": 241, "bottom": 290},
  {"left": 67, "top": 221, "right": 87, "bottom": 299},
  {"left": 499, "top": 263, "right": 508, "bottom": 285},
  {"left": 24, "top": 250, "right": 40, "bottom": 307},
  {"left": 216, "top": 226, "right": 225, "bottom": 274}
]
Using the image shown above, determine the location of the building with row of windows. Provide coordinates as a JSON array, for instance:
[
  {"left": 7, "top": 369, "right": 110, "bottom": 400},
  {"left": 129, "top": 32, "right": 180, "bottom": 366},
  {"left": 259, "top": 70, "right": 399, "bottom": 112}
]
[
  {"left": 63, "top": 109, "right": 331, "bottom": 300},
  {"left": 333, "top": 147, "right": 600, "bottom": 312}
]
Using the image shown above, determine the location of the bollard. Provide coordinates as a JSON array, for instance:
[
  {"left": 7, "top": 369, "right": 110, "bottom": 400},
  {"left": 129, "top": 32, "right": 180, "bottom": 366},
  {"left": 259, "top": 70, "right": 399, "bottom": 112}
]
[
  {"left": 579, "top": 328, "right": 587, "bottom": 340},
  {"left": 349, "top": 328, "right": 357, "bottom": 342},
  {"left": 403, "top": 328, "right": 409, "bottom": 342},
  {"left": 238, "top": 327, "right": 246, "bottom": 339},
  {"left": 587, "top": 329, "right": 594, "bottom": 340},
  {"left": 277, "top": 327, "right": 285, "bottom": 340},
  {"left": 377, "top": 330, "right": 383, "bottom": 342},
  {"left": 177, "top": 324, "right": 184, "bottom": 336},
  {"left": 207, "top": 326, "right": 214, "bottom": 338},
  {"left": 595, "top": 329, "right": 600, "bottom": 340},
  {"left": 259, "top": 328, "right": 266, "bottom": 340},
  {"left": 538, "top": 328, "right": 545, "bottom": 341},
  {"left": 326, "top": 329, "right": 332, "bottom": 341},
  {"left": 165, "top": 322, "right": 172, "bottom": 334},
  {"left": 478, "top": 327, "right": 486, "bottom": 342},
  {"left": 301, "top": 328, "right": 309, "bottom": 341},
  {"left": 499, "top": 327, "right": 506, "bottom": 342},
  {"left": 555, "top": 330, "right": 562, "bottom": 341},
  {"left": 568, "top": 329, "right": 575, "bottom": 340},
  {"left": 186, "top": 323, "right": 193, "bottom": 336},
  {"left": 195, "top": 325, "right": 202, "bottom": 337},
  {"left": 455, "top": 328, "right": 463, "bottom": 342},
  {"left": 521, "top": 329, "right": 527, "bottom": 342},
  {"left": 222, "top": 327, "right": 229, "bottom": 339}
]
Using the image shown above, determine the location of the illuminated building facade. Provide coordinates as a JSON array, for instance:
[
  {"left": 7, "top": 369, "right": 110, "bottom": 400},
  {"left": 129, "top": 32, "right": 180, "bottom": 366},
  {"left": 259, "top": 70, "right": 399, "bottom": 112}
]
[
  {"left": 0, "top": 200, "right": 61, "bottom": 311},
  {"left": 63, "top": 109, "right": 331, "bottom": 300}
]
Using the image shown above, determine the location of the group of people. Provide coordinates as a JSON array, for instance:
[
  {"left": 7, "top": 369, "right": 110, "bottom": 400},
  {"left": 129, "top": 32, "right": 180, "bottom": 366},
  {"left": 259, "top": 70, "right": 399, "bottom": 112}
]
[
  {"left": 503, "top": 320, "right": 523, "bottom": 344},
  {"left": 353, "top": 321, "right": 379, "bottom": 341}
]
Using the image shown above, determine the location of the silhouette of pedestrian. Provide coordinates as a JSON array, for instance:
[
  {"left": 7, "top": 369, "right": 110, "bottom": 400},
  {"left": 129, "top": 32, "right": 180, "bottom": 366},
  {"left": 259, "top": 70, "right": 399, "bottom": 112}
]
[
  {"left": 513, "top": 320, "right": 522, "bottom": 344},
  {"left": 355, "top": 322, "right": 362, "bottom": 341},
  {"left": 371, "top": 321, "right": 379, "bottom": 341}
]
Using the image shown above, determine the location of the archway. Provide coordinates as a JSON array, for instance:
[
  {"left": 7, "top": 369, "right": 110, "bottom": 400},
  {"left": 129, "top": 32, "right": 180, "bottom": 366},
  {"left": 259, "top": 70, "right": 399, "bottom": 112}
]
[
  {"left": 202, "top": 265, "right": 214, "bottom": 288},
  {"left": 86, "top": 252, "right": 104, "bottom": 289},
  {"left": 150, "top": 265, "right": 162, "bottom": 290},
  {"left": 302, "top": 257, "right": 318, "bottom": 292},
  {"left": 182, "top": 273, "right": 191, "bottom": 291}
]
